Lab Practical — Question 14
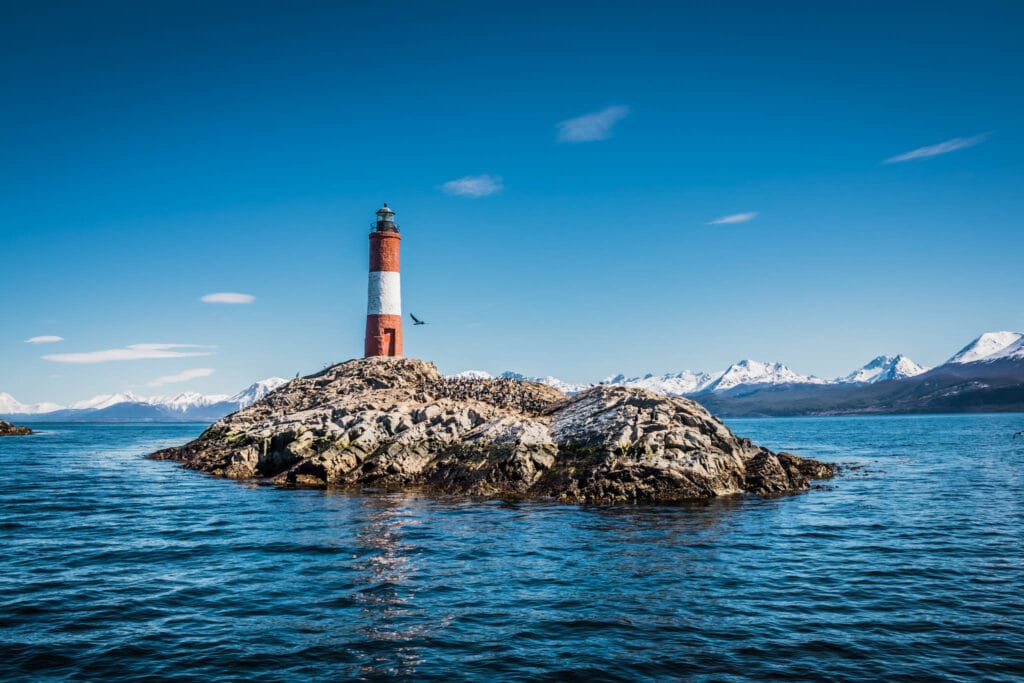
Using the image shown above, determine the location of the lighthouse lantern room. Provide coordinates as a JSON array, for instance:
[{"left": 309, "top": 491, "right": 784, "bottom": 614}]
[
  {"left": 364, "top": 203, "right": 403, "bottom": 357},
  {"left": 375, "top": 204, "right": 398, "bottom": 232}
]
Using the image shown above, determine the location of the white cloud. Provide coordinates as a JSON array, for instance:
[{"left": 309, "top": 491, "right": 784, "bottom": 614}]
[
  {"left": 557, "top": 105, "right": 630, "bottom": 142},
  {"left": 43, "top": 343, "right": 215, "bottom": 364},
  {"left": 148, "top": 367, "right": 215, "bottom": 386},
  {"left": 883, "top": 133, "right": 990, "bottom": 163},
  {"left": 201, "top": 292, "right": 256, "bottom": 304},
  {"left": 442, "top": 174, "right": 503, "bottom": 197},
  {"left": 708, "top": 212, "right": 758, "bottom": 225},
  {"left": 25, "top": 335, "right": 64, "bottom": 344}
]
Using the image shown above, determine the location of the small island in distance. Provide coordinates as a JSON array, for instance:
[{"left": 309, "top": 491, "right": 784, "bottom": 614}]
[{"left": 0, "top": 420, "right": 32, "bottom": 437}]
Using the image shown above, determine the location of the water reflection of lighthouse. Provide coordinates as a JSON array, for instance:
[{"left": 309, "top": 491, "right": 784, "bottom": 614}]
[
  {"left": 365, "top": 203, "right": 403, "bottom": 358},
  {"left": 352, "top": 497, "right": 428, "bottom": 677}
]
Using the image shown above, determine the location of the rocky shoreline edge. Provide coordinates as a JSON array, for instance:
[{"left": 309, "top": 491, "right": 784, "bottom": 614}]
[
  {"left": 150, "top": 358, "right": 835, "bottom": 504},
  {"left": 0, "top": 420, "right": 33, "bottom": 437}
]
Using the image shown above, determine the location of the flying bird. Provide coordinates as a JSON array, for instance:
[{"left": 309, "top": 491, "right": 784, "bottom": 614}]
[{"left": 410, "top": 313, "right": 427, "bottom": 326}]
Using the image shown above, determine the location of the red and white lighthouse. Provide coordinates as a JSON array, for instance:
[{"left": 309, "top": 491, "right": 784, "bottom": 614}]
[{"left": 364, "top": 203, "right": 403, "bottom": 357}]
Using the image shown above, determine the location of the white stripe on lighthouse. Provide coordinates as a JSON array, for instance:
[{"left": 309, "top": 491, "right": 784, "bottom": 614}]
[{"left": 367, "top": 271, "right": 401, "bottom": 315}]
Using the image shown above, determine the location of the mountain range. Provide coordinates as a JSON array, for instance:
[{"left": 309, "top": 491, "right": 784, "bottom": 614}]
[
  {"left": 457, "top": 352, "right": 932, "bottom": 396},
  {"left": 458, "top": 331, "right": 1024, "bottom": 416},
  {"left": 3, "top": 331, "right": 1022, "bottom": 422},
  {"left": 0, "top": 379, "right": 287, "bottom": 422}
]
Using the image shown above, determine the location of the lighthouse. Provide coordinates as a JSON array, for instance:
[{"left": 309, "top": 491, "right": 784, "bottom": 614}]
[{"left": 364, "top": 203, "right": 403, "bottom": 357}]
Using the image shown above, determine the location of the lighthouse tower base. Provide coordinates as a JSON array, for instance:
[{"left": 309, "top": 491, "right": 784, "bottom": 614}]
[{"left": 365, "top": 314, "right": 403, "bottom": 357}]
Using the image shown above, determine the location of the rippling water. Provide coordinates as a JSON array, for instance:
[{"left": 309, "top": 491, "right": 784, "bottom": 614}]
[{"left": 1, "top": 416, "right": 1023, "bottom": 680}]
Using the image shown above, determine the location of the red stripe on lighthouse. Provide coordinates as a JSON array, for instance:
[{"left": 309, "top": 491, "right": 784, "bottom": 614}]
[{"left": 369, "top": 233, "right": 401, "bottom": 272}]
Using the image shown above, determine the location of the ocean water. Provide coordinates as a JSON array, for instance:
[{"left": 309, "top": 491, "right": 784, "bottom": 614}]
[{"left": 1, "top": 416, "right": 1023, "bottom": 681}]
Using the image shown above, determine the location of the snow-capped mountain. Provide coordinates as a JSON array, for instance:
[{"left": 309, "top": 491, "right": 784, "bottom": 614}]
[
  {"left": 990, "top": 336, "right": 1024, "bottom": 362},
  {"left": 456, "top": 361, "right": 830, "bottom": 397},
  {"left": 455, "top": 356, "right": 923, "bottom": 398},
  {"left": 599, "top": 371, "right": 721, "bottom": 396},
  {"left": 450, "top": 370, "right": 590, "bottom": 393},
  {"left": 67, "top": 386, "right": 271, "bottom": 413},
  {"left": 450, "top": 332, "right": 1023, "bottom": 401},
  {"left": 146, "top": 391, "right": 232, "bottom": 413},
  {"left": 594, "top": 356, "right": 930, "bottom": 394},
  {"left": 699, "top": 331, "right": 1024, "bottom": 417},
  {"left": 497, "top": 371, "right": 590, "bottom": 394},
  {"left": 702, "top": 360, "right": 826, "bottom": 394},
  {"left": 71, "top": 391, "right": 146, "bottom": 410},
  {"left": 841, "top": 355, "right": 929, "bottom": 384},
  {"left": 948, "top": 331, "right": 1023, "bottom": 364},
  {"left": 451, "top": 370, "right": 493, "bottom": 380},
  {"left": 227, "top": 378, "right": 288, "bottom": 406},
  {"left": 0, "top": 392, "right": 63, "bottom": 415},
  {"left": 0, "top": 377, "right": 288, "bottom": 422}
]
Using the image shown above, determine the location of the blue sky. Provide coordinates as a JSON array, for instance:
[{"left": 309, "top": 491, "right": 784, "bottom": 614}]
[{"left": 2, "top": 1, "right": 1022, "bottom": 404}]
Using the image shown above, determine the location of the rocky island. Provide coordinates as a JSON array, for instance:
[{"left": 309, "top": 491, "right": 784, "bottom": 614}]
[
  {"left": 151, "top": 358, "right": 834, "bottom": 503},
  {"left": 0, "top": 420, "right": 32, "bottom": 436}
]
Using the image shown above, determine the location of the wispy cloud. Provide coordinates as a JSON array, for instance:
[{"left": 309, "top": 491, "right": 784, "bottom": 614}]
[
  {"left": 43, "top": 343, "right": 215, "bottom": 364},
  {"left": 148, "top": 367, "right": 215, "bottom": 386},
  {"left": 557, "top": 105, "right": 630, "bottom": 142},
  {"left": 24, "top": 335, "right": 64, "bottom": 344},
  {"left": 883, "top": 133, "right": 990, "bottom": 164},
  {"left": 201, "top": 292, "right": 255, "bottom": 304},
  {"left": 708, "top": 211, "right": 758, "bottom": 225},
  {"left": 442, "top": 174, "right": 503, "bottom": 197}
]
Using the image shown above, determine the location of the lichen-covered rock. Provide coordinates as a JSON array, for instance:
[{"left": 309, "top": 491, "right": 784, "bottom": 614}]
[
  {"left": 0, "top": 420, "right": 32, "bottom": 437},
  {"left": 150, "top": 357, "right": 834, "bottom": 503}
]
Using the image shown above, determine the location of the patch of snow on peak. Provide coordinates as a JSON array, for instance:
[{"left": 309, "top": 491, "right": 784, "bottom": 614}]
[
  {"left": 0, "top": 393, "right": 22, "bottom": 414},
  {"left": 842, "top": 355, "right": 929, "bottom": 384},
  {"left": 148, "top": 391, "right": 232, "bottom": 412},
  {"left": 450, "top": 370, "right": 492, "bottom": 380},
  {"left": 496, "top": 371, "right": 588, "bottom": 394},
  {"left": 947, "top": 331, "right": 1023, "bottom": 364},
  {"left": 537, "top": 376, "right": 589, "bottom": 394},
  {"left": 70, "top": 392, "right": 144, "bottom": 410},
  {"left": 228, "top": 378, "right": 288, "bottom": 407},
  {"left": 979, "top": 335, "right": 1024, "bottom": 362},
  {"left": 889, "top": 355, "right": 930, "bottom": 379},
  {"left": 600, "top": 370, "right": 723, "bottom": 396},
  {"left": 703, "top": 360, "right": 825, "bottom": 393},
  {"left": 0, "top": 392, "right": 63, "bottom": 415},
  {"left": 498, "top": 371, "right": 528, "bottom": 381}
]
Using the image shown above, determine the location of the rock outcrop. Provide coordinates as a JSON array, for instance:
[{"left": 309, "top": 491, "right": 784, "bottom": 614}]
[
  {"left": 0, "top": 420, "right": 32, "bottom": 436},
  {"left": 151, "top": 358, "right": 834, "bottom": 503}
]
